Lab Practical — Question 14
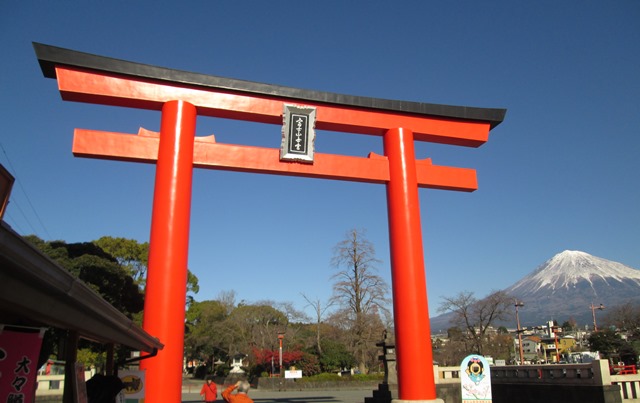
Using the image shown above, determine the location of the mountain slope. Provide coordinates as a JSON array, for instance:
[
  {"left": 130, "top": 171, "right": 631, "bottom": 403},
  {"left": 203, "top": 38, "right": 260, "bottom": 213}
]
[
  {"left": 506, "top": 250, "right": 640, "bottom": 296},
  {"left": 430, "top": 250, "right": 640, "bottom": 331},
  {"left": 503, "top": 250, "right": 640, "bottom": 327}
]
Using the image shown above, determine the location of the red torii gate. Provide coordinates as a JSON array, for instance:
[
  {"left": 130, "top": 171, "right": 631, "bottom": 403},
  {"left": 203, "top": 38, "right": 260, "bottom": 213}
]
[{"left": 35, "top": 43, "right": 505, "bottom": 403}]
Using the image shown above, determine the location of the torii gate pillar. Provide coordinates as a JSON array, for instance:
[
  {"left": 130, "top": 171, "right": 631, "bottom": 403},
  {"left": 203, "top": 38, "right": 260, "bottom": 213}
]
[
  {"left": 385, "top": 127, "right": 438, "bottom": 401},
  {"left": 142, "top": 100, "right": 196, "bottom": 402}
]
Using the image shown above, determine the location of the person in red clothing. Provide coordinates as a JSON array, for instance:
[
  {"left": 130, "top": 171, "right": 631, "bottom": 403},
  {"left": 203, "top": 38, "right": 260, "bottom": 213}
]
[
  {"left": 222, "top": 380, "right": 254, "bottom": 403},
  {"left": 199, "top": 377, "right": 218, "bottom": 403}
]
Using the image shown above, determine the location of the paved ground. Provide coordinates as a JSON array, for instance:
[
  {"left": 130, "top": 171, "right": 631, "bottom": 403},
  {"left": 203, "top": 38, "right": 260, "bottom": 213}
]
[{"left": 181, "top": 378, "right": 372, "bottom": 403}]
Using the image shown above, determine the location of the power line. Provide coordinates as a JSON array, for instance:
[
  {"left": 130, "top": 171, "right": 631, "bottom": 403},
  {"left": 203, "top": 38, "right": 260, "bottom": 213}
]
[
  {"left": 6, "top": 200, "right": 38, "bottom": 234},
  {"left": 0, "top": 141, "right": 52, "bottom": 239},
  {"left": 3, "top": 211, "right": 26, "bottom": 234}
]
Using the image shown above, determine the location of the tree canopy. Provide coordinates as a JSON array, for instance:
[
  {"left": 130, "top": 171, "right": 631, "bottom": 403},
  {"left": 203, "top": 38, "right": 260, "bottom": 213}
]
[
  {"left": 588, "top": 329, "right": 637, "bottom": 360},
  {"left": 330, "top": 228, "right": 389, "bottom": 373},
  {"left": 26, "top": 236, "right": 144, "bottom": 318},
  {"left": 183, "top": 296, "right": 358, "bottom": 377},
  {"left": 93, "top": 236, "right": 200, "bottom": 298},
  {"left": 24, "top": 230, "right": 389, "bottom": 378},
  {"left": 24, "top": 235, "right": 148, "bottom": 370},
  {"left": 438, "top": 290, "right": 512, "bottom": 355},
  {"left": 93, "top": 236, "right": 149, "bottom": 283}
]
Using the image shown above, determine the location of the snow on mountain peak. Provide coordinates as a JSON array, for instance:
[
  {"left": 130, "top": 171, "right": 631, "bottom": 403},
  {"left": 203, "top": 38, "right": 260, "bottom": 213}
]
[{"left": 506, "top": 250, "right": 640, "bottom": 294}]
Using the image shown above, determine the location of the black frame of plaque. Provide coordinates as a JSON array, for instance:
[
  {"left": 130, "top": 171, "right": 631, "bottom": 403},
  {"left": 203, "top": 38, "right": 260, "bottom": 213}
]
[{"left": 280, "top": 104, "right": 316, "bottom": 163}]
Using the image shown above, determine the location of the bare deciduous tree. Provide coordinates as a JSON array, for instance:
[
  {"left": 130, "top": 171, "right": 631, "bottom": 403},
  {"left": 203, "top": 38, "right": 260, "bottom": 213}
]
[
  {"left": 216, "top": 290, "right": 237, "bottom": 315},
  {"left": 603, "top": 301, "right": 640, "bottom": 333},
  {"left": 330, "top": 228, "right": 390, "bottom": 373},
  {"left": 301, "top": 294, "right": 335, "bottom": 355},
  {"left": 439, "top": 290, "right": 512, "bottom": 355}
]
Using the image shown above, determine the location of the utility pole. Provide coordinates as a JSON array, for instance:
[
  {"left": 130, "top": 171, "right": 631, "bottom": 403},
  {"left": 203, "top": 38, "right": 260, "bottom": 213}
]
[
  {"left": 514, "top": 300, "right": 525, "bottom": 365},
  {"left": 590, "top": 303, "right": 605, "bottom": 332}
]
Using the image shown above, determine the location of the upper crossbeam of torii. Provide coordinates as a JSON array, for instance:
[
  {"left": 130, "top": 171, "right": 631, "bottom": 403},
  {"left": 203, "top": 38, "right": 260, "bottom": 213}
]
[
  {"left": 35, "top": 43, "right": 504, "bottom": 191},
  {"left": 34, "top": 42, "right": 505, "bottom": 403}
]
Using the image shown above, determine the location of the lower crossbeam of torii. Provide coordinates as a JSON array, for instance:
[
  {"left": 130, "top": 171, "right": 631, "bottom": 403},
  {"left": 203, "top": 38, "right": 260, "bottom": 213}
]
[{"left": 35, "top": 42, "right": 505, "bottom": 403}]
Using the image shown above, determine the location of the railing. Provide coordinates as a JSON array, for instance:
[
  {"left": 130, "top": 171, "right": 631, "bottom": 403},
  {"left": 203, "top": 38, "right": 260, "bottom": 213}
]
[
  {"left": 37, "top": 361, "right": 640, "bottom": 402},
  {"left": 614, "top": 365, "right": 638, "bottom": 375},
  {"left": 490, "top": 361, "right": 605, "bottom": 386},
  {"left": 433, "top": 365, "right": 461, "bottom": 384},
  {"left": 437, "top": 360, "right": 640, "bottom": 402},
  {"left": 612, "top": 373, "right": 640, "bottom": 402}
]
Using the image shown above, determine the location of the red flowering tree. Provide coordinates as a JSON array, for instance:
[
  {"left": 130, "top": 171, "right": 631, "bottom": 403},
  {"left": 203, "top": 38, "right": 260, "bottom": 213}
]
[{"left": 252, "top": 347, "right": 304, "bottom": 374}]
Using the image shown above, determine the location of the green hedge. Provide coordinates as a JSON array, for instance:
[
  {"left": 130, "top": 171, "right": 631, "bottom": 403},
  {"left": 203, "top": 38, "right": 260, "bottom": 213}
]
[{"left": 295, "top": 373, "right": 384, "bottom": 383}]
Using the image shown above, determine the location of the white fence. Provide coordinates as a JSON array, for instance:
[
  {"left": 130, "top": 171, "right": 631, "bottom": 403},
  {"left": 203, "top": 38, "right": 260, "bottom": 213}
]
[{"left": 612, "top": 373, "right": 640, "bottom": 402}]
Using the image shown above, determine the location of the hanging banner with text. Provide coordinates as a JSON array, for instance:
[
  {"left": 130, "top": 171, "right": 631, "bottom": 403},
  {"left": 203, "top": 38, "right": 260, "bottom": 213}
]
[{"left": 0, "top": 328, "right": 45, "bottom": 403}]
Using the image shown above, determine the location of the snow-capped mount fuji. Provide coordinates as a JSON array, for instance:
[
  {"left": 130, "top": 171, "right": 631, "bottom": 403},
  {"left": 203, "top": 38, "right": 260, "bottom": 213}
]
[
  {"left": 428, "top": 250, "right": 640, "bottom": 333},
  {"left": 507, "top": 250, "right": 640, "bottom": 296},
  {"left": 504, "top": 250, "right": 640, "bottom": 327}
]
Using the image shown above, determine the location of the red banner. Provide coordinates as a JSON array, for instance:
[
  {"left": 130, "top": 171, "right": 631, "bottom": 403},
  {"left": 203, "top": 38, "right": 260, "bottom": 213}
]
[{"left": 0, "top": 328, "right": 45, "bottom": 403}]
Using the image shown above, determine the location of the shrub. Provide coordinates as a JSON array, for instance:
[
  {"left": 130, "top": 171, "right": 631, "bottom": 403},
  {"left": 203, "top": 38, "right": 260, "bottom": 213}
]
[
  {"left": 297, "top": 352, "right": 321, "bottom": 377},
  {"left": 353, "top": 373, "right": 384, "bottom": 382},
  {"left": 294, "top": 372, "right": 383, "bottom": 383},
  {"left": 296, "top": 373, "right": 342, "bottom": 383}
]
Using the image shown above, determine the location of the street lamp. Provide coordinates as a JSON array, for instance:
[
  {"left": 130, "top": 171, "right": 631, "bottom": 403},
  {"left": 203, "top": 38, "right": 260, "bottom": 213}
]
[
  {"left": 514, "top": 300, "right": 525, "bottom": 365},
  {"left": 278, "top": 332, "right": 285, "bottom": 377},
  {"left": 590, "top": 303, "right": 605, "bottom": 332}
]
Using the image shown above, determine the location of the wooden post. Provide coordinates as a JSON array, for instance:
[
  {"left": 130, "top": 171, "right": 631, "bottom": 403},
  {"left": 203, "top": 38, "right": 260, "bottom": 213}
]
[{"left": 62, "top": 330, "right": 79, "bottom": 403}]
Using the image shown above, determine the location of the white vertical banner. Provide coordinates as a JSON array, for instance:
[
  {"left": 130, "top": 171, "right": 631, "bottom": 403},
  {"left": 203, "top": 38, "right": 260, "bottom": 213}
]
[{"left": 460, "top": 355, "right": 492, "bottom": 402}]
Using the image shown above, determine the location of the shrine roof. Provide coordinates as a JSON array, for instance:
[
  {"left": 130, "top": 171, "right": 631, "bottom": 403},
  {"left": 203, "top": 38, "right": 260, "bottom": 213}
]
[
  {"left": 34, "top": 43, "right": 506, "bottom": 129},
  {"left": 0, "top": 222, "right": 163, "bottom": 352}
]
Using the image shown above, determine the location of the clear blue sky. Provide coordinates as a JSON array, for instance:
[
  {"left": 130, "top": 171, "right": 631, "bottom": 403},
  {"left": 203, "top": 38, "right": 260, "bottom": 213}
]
[{"left": 1, "top": 2, "right": 638, "bottom": 319}]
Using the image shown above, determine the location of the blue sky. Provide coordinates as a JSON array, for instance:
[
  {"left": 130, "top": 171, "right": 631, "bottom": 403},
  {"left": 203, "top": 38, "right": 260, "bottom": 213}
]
[{"left": 1, "top": 2, "right": 638, "bottom": 319}]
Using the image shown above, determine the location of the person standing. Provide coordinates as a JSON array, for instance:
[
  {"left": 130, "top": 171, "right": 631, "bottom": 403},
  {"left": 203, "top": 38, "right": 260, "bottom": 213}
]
[
  {"left": 221, "top": 380, "right": 253, "bottom": 403},
  {"left": 199, "top": 377, "right": 218, "bottom": 403}
]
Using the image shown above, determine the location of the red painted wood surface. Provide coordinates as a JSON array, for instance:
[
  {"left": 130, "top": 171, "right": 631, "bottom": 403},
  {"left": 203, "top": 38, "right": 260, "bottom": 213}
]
[
  {"left": 384, "top": 127, "right": 437, "bottom": 400},
  {"left": 55, "top": 66, "right": 491, "bottom": 147},
  {"left": 72, "top": 128, "right": 478, "bottom": 191},
  {"left": 139, "top": 101, "right": 196, "bottom": 402}
]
